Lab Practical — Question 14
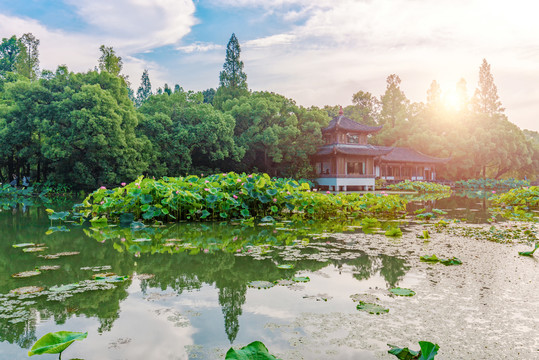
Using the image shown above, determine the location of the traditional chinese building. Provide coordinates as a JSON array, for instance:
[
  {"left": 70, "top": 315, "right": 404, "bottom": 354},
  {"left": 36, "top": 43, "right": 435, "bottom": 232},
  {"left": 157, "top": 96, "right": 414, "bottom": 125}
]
[{"left": 312, "top": 108, "right": 449, "bottom": 191}]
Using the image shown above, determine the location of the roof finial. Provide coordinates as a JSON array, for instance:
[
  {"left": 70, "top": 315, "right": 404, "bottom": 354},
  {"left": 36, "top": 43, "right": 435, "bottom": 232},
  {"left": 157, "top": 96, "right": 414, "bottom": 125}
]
[{"left": 339, "top": 106, "right": 343, "bottom": 115}]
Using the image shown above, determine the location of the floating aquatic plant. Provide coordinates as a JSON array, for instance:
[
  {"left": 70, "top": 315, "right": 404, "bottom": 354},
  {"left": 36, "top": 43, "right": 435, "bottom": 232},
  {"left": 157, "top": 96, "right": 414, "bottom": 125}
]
[
  {"left": 12, "top": 270, "right": 41, "bottom": 278},
  {"left": 385, "top": 227, "right": 403, "bottom": 237},
  {"left": 389, "top": 288, "right": 416, "bottom": 297},
  {"left": 10, "top": 286, "right": 44, "bottom": 295},
  {"left": 356, "top": 301, "right": 389, "bottom": 315},
  {"left": 518, "top": 243, "right": 538, "bottom": 257},
  {"left": 388, "top": 341, "right": 439, "bottom": 360},
  {"left": 291, "top": 276, "right": 310, "bottom": 283},
  {"left": 420, "top": 255, "right": 461, "bottom": 266},
  {"left": 276, "top": 264, "right": 294, "bottom": 269},
  {"left": 28, "top": 331, "right": 87, "bottom": 359},
  {"left": 225, "top": 341, "right": 279, "bottom": 360}
]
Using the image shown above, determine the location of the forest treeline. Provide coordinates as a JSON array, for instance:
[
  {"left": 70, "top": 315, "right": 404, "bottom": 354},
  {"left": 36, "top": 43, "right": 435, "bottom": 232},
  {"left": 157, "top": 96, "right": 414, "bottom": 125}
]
[{"left": 1, "top": 33, "right": 538, "bottom": 189}]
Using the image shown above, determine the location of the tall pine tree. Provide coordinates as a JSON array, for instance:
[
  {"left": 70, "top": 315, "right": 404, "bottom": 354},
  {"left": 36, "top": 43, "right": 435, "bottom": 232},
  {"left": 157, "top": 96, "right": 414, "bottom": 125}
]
[
  {"left": 214, "top": 33, "right": 249, "bottom": 109},
  {"left": 15, "top": 33, "right": 40, "bottom": 80},
  {"left": 471, "top": 59, "right": 504, "bottom": 115},
  {"left": 136, "top": 69, "right": 152, "bottom": 106}
]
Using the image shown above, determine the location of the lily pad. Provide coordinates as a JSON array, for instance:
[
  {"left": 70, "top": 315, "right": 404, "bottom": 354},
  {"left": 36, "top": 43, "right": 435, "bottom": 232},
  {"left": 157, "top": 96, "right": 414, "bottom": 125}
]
[
  {"left": 356, "top": 301, "right": 389, "bottom": 315},
  {"left": 439, "top": 257, "right": 462, "bottom": 266},
  {"left": 225, "top": 341, "right": 279, "bottom": 360},
  {"left": 12, "top": 243, "right": 36, "bottom": 248},
  {"left": 46, "top": 226, "right": 70, "bottom": 235},
  {"left": 291, "top": 276, "right": 310, "bottom": 282},
  {"left": 10, "top": 286, "right": 44, "bottom": 295},
  {"left": 22, "top": 247, "right": 47, "bottom": 253},
  {"left": 12, "top": 270, "right": 41, "bottom": 278},
  {"left": 47, "top": 211, "right": 70, "bottom": 221},
  {"left": 28, "top": 331, "right": 87, "bottom": 357},
  {"left": 38, "top": 265, "right": 61, "bottom": 271},
  {"left": 420, "top": 254, "right": 440, "bottom": 262},
  {"left": 518, "top": 243, "right": 538, "bottom": 257},
  {"left": 276, "top": 264, "right": 294, "bottom": 269},
  {"left": 49, "top": 283, "right": 80, "bottom": 292},
  {"left": 389, "top": 287, "right": 416, "bottom": 297},
  {"left": 385, "top": 227, "right": 403, "bottom": 237},
  {"left": 247, "top": 281, "right": 275, "bottom": 289}
]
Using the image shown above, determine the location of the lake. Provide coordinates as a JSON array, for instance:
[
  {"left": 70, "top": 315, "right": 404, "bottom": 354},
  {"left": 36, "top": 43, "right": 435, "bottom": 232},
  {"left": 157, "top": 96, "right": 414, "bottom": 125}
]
[{"left": 1, "top": 194, "right": 538, "bottom": 359}]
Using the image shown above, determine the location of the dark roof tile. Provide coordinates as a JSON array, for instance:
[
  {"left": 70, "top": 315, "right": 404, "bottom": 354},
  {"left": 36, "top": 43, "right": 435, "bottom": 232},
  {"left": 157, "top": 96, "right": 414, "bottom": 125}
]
[
  {"left": 381, "top": 147, "right": 450, "bottom": 164},
  {"left": 322, "top": 115, "right": 382, "bottom": 133}
]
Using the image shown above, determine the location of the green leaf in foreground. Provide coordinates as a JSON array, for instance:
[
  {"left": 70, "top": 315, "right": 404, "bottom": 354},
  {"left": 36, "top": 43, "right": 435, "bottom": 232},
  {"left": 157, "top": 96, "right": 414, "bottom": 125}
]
[
  {"left": 518, "top": 243, "right": 538, "bottom": 257},
  {"left": 225, "top": 341, "right": 280, "bottom": 360},
  {"left": 28, "top": 331, "right": 87, "bottom": 357},
  {"left": 418, "top": 341, "right": 440, "bottom": 360},
  {"left": 389, "top": 287, "right": 416, "bottom": 297},
  {"left": 387, "top": 341, "right": 439, "bottom": 360},
  {"left": 356, "top": 301, "right": 389, "bottom": 315},
  {"left": 387, "top": 344, "right": 419, "bottom": 360}
]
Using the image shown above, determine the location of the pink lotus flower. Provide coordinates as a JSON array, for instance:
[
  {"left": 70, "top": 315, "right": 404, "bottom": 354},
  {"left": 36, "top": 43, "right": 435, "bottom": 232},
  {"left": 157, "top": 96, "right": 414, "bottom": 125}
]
[
  {"left": 203, "top": 249, "right": 209, "bottom": 253},
  {"left": 384, "top": 194, "right": 389, "bottom": 196},
  {"left": 237, "top": 179, "right": 241, "bottom": 182},
  {"left": 99, "top": 186, "right": 106, "bottom": 190},
  {"left": 176, "top": 190, "right": 180, "bottom": 194},
  {"left": 233, "top": 236, "right": 238, "bottom": 241},
  {"left": 313, "top": 189, "right": 318, "bottom": 192},
  {"left": 100, "top": 240, "right": 105, "bottom": 243},
  {"left": 236, "top": 249, "right": 241, "bottom": 252},
  {"left": 326, "top": 191, "right": 331, "bottom": 194},
  {"left": 100, "top": 201, "right": 104, "bottom": 205},
  {"left": 121, "top": 238, "right": 126, "bottom": 242},
  {"left": 492, "top": 190, "right": 496, "bottom": 194},
  {"left": 241, "top": 182, "right": 245, "bottom": 186},
  {"left": 135, "top": 252, "right": 140, "bottom": 258},
  {"left": 201, "top": 173, "right": 204, "bottom": 177},
  {"left": 189, "top": 183, "right": 192, "bottom": 186},
  {"left": 121, "top": 182, "right": 126, "bottom": 186},
  {"left": 287, "top": 191, "right": 291, "bottom": 195},
  {"left": 205, "top": 180, "right": 209, "bottom": 183},
  {"left": 233, "top": 195, "right": 238, "bottom": 199},
  {"left": 204, "top": 188, "right": 210, "bottom": 191},
  {"left": 135, "top": 183, "right": 139, "bottom": 186},
  {"left": 273, "top": 198, "right": 277, "bottom": 202}
]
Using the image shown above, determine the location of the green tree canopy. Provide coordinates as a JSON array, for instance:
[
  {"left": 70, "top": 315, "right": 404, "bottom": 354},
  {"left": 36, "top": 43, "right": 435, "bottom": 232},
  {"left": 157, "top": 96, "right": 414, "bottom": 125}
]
[{"left": 214, "top": 33, "right": 249, "bottom": 109}]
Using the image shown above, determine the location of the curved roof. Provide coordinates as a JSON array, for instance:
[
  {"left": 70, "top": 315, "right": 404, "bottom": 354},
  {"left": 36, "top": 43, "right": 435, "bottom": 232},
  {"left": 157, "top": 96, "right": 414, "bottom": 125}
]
[
  {"left": 322, "top": 115, "right": 382, "bottom": 134},
  {"left": 314, "top": 144, "right": 393, "bottom": 157},
  {"left": 380, "top": 147, "right": 450, "bottom": 164}
]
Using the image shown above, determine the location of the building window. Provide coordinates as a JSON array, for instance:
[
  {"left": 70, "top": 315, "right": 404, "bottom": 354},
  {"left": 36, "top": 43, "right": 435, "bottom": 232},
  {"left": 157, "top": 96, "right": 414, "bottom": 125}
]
[
  {"left": 346, "top": 162, "right": 365, "bottom": 175},
  {"left": 347, "top": 134, "right": 359, "bottom": 144}
]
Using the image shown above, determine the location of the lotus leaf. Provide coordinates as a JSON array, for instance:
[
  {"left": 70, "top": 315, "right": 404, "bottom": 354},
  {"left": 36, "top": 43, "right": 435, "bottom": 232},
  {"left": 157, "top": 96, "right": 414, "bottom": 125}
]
[
  {"left": 418, "top": 341, "right": 439, "bottom": 360},
  {"left": 385, "top": 228, "right": 403, "bottom": 237},
  {"left": 38, "top": 265, "right": 61, "bottom": 271},
  {"left": 50, "top": 283, "right": 80, "bottom": 292},
  {"left": 291, "top": 276, "right": 310, "bottom": 282},
  {"left": 23, "top": 247, "right": 47, "bottom": 252},
  {"left": 439, "top": 257, "right": 462, "bottom": 266},
  {"left": 48, "top": 211, "right": 69, "bottom": 221},
  {"left": 276, "top": 264, "right": 294, "bottom": 269},
  {"left": 12, "top": 243, "right": 35, "bottom": 248},
  {"left": 12, "top": 270, "right": 41, "bottom": 278},
  {"left": 388, "top": 344, "right": 419, "bottom": 359},
  {"left": 420, "top": 254, "right": 439, "bottom": 262},
  {"left": 357, "top": 301, "right": 389, "bottom": 314},
  {"left": 10, "top": 286, "right": 44, "bottom": 295},
  {"left": 389, "top": 288, "right": 416, "bottom": 297},
  {"left": 225, "top": 341, "right": 279, "bottom": 360},
  {"left": 28, "top": 331, "right": 87, "bottom": 357},
  {"left": 518, "top": 243, "right": 538, "bottom": 257},
  {"left": 46, "top": 226, "right": 70, "bottom": 235}
]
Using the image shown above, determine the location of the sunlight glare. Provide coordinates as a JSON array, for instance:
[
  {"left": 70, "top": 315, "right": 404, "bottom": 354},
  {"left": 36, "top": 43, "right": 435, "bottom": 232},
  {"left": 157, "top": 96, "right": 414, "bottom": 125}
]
[{"left": 442, "top": 89, "right": 461, "bottom": 111}]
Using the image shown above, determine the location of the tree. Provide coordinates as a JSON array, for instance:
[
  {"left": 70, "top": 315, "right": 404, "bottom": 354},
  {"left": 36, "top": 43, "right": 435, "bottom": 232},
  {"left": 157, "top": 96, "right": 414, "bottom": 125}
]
[
  {"left": 202, "top": 88, "right": 216, "bottom": 104},
  {"left": 136, "top": 69, "right": 152, "bottom": 106},
  {"left": 214, "top": 33, "right": 249, "bottom": 109},
  {"left": 222, "top": 92, "right": 329, "bottom": 177},
  {"left": 350, "top": 90, "right": 380, "bottom": 125},
  {"left": 426, "top": 80, "right": 442, "bottom": 108},
  {"left": 98, "top": 45, "right": 123, "bottom": 77},
  {"left": 379, "top": 74, "right": 409, "bottom": 129},
  {"left": 471, "top": 59, "right": 504, "bottom": 115},
  {"left": 15, "top": 33, "right": 40, "bottom": 80},
  {"left": 0, "top": 35, "right": 20, "bottom": 74}
]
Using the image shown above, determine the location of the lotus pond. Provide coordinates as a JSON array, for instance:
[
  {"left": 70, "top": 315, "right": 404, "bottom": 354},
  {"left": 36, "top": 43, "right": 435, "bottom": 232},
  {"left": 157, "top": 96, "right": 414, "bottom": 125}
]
[{"left": 0, "top": 191, "right": 538, "bottom": 359}]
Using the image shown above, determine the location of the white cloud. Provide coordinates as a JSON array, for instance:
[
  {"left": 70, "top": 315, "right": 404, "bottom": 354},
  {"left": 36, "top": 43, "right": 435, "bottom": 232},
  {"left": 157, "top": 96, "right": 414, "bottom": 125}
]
[
  {"left": 65, "top": 0, "right": 197, "bottom": 52},
  {"left": 176, "top": 42, "right": 223, "bottom": 53}
]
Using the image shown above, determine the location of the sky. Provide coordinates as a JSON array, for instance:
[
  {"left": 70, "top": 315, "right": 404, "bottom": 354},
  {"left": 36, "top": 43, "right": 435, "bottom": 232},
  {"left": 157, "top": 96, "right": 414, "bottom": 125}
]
[{"left": 1, "top": 0, "right": 538, "bottom": 131}]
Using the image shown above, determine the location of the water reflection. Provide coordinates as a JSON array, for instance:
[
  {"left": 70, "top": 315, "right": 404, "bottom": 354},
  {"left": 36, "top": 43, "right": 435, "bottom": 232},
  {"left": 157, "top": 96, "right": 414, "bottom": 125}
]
[{"left": 0, "top": 207, "right": 412, "bottom": 350}]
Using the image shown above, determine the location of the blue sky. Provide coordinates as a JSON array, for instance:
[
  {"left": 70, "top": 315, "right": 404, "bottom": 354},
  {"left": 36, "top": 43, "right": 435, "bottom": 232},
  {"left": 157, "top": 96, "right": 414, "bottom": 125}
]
[{"left": 1, "top": 0, "right": 538, "bottom": 131}]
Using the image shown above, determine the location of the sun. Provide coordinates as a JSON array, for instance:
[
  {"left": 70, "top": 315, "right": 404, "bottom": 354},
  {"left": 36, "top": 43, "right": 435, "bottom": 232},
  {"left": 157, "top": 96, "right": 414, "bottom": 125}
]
[{"left": 442, "top": 89, "right": 461, "bottom": 111}]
